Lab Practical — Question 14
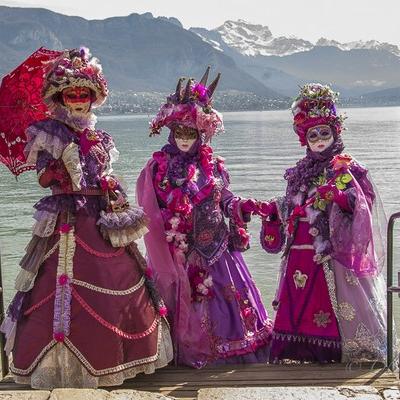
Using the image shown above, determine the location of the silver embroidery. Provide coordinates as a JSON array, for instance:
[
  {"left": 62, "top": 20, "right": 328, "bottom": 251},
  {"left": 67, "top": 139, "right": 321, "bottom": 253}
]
[
  {"left": 272, "top": 331, "right": 340, "bottom": 348},
  {"left": 368, "top": 296, "right": 385, "bottom": 317},
  {"left": 43, "top": 241, "right": 60, "bottom": 262},
  {"left": 322, "top": 261, "right": 339, "bottom": 315},
  {"left": 343, "top": 323, "right": 386, "bottom": 362},
  {"left": 345, "top": 270, "right": 360, "bottom": 286},
  {"left": 339, "top": 302, "right": 356, "bottom": 321},
  {"left": 72, "top": 276, "right": 145, "bottom": 296},
  {"left": 10, "top": 340, "right": 57, "bottom": 375}
]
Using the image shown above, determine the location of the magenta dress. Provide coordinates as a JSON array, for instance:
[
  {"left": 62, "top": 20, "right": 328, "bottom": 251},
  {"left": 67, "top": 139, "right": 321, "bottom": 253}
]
[
  {"left": 261, "top": 156, "right": 387, "bottom": 363},
  {"left": 1, "top": 115, "right": 172, "bottom": 388},
  {"left": 270, "top": 215, "right": 341, "bottom": 361}
]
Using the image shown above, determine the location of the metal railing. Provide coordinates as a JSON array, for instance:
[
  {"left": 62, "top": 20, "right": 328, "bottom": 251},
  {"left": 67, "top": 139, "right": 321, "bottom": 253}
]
[
  {"left": 387, "top": 212, "right": 400, "bottom": 371},
  {"left": 0, "top": 250, "right": 9, "bottom": 379}
]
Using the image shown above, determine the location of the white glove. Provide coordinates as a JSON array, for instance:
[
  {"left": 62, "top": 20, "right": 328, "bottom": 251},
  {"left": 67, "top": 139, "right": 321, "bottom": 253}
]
[{"left": 62, "top": 143, "right": 83, "bottom": 191}]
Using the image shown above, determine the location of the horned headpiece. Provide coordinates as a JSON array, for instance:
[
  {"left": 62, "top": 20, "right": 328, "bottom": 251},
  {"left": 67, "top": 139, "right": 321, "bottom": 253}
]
[{"left": 150, "top": 67, "right": 224, "bottom": 143}]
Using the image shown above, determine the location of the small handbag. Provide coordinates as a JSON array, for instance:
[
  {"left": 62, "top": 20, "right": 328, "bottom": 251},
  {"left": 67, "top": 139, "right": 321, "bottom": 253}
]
[{"left": 260, "top": 215, "right": 285, "bottom": 254}]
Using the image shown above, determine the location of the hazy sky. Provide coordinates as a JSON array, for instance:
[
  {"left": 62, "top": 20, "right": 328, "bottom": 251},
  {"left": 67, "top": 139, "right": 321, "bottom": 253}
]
[{"left": 1, "top": 0, "right": 399, "bottom": 45}]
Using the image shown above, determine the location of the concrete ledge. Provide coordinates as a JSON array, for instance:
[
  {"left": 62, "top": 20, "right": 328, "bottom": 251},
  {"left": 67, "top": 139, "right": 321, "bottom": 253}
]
[
  {"left": 197, "top": 386, "right": 400, "bottom": 400},
  {"left": 0, "top": 386, "right": 399, "bottom": 400},
  {"left": 50, "top": 389, "right": 110, "bottom": 399},
  {"left": 0, "top": 392, "right": 51, "bottom": 400},
  {"left": 49, "top": 389, "right": 176, "bottom": 399},
  {"left": 381, "top": 387, "right": 400, "bottom": 400},
  {"left": 0, "top": 390, "right": 177, "bottom": 400},
  {"left": 110, "top": 390, "right": 176, "bottom": 399}
]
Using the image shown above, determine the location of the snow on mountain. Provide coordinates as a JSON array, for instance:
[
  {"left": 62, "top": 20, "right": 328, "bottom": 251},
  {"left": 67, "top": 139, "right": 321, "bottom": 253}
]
[
  {"left": 195, "top": 32, "right": 223, "bottom": 52},
  {"left": 316, "top": 38, "right": 400, "bottom": 57},
  {"left": 192, "top": 20, "right": 400, "bottom": 58},
  {"left": 214, "top": 20, "right": 313, "bottom": 56}
]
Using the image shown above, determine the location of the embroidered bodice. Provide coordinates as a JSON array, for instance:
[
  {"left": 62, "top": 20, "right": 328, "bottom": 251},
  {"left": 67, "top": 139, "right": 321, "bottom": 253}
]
[{"left": 152, "top": 146, "right": 249, "bottom": 265}]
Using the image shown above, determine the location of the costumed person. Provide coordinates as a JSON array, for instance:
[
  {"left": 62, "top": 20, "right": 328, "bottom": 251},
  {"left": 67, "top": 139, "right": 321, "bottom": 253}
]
[
  {"left": 136, "top": 68, "right": 273, "bottom": 368},
  {"left": 1, "top": 47, "right": 172, "bottom": 388},
  {"left": 258, "top": 83, "right": 387, "bottom": 363}
]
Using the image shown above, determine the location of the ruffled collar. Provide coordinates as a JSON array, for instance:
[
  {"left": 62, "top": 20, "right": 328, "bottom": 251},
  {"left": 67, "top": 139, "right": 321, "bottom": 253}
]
[{"left": 51, "top": 105, "right": 97, "bottom": 132}]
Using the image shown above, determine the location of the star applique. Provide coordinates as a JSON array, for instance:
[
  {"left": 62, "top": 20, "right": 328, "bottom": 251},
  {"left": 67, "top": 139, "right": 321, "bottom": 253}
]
[{"left": 313, "top": 310, "right": 331, "bottom": 328}]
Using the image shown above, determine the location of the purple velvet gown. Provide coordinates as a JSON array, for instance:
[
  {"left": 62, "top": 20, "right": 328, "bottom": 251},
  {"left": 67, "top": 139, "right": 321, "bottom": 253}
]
[
  {"left": 137, "top": 142, "right": 272, "bottom": 368},
  {"left": 1, "top": 115, "right": 172, "bottom": 388}
]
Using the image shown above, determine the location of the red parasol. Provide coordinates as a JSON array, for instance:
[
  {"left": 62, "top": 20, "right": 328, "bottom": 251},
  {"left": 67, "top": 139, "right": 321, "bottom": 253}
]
[{"left": 0, "top": 47, "right": 63, "bottom": 176}]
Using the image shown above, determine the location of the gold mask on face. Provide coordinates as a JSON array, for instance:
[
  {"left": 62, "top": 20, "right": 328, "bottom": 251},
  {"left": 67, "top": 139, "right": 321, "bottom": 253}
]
[
  {"left": 174, "top": 125, "right": 199, "bottom": 140},
  {"left": 173, "top": 126, "right": 199, "bottom": 153}
]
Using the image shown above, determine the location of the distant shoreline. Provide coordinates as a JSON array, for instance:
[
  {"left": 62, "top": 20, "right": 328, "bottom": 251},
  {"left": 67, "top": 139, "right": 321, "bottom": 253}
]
[{"left": 97, "top": 103, "right": 400, "bottom": 118}]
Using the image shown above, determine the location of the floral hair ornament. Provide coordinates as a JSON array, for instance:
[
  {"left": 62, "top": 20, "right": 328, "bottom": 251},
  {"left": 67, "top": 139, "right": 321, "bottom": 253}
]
[
  {"left": 291, "top": 83, "right": 347, "bottom": 146},
  {"left": 42, "top": 47, "right": 108, "bottom": 109},
  {"left": 150, "top": 66, "right": 224, "bottom": 143}
]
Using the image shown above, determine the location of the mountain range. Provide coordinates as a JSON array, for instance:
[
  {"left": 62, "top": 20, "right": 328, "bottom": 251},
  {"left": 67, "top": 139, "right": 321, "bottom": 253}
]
[
  {"left": 191, "top": 20, "right": 400, "bottom": 97},
  {"left": 0, "top": 6, "right": 399, "bottom": 111}
]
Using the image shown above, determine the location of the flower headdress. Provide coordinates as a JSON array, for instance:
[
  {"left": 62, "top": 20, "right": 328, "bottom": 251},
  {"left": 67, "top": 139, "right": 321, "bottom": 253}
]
[
  {"left": 42, "top": 47, "right": 108, "bottom": 109},
  {"left": 291, "top": 83, "right": 346, "bottom": 146},
  {"left": 150, "top": 67, "right": 224, "bottom": 143}
]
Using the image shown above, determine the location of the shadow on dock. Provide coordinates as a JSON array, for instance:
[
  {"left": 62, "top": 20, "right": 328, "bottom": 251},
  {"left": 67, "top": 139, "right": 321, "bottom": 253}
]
[{"left": 1, "top": 363, "right": 397, "bottom": 399}]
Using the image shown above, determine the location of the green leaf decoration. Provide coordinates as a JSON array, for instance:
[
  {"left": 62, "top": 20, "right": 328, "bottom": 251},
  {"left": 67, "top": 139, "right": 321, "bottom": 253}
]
[
  {"left": 340, "top": 173, "right": 353, "bottom": 184},
  {"left": 313, "top": 197, "right": 327, "bottom": 211},
  {"left": 318, "top": 199, "right": 327, "bottom": 211},
  {"left": 335, "top": 180, "right": 346, "bottom": 190},
  {"left": 335, "top": 173, "right": 353, "bottom": 190}
]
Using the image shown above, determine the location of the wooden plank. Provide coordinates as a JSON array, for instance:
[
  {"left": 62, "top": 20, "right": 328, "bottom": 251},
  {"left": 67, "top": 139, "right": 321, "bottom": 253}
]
[
  {"left": 0, "top": 364, "right": 396, "bottom": 395},
  {"left": 120, "top": 378, "right": 399, "bottom": 389},
  {"left": 107, "top": 369, "right": 397, "bottom": 386},
  {"left": 150, "top": 363, "right": 386, "bottom": 372},
  {"left": 119, "top": 369, "right": 395, "bottom": 380}
]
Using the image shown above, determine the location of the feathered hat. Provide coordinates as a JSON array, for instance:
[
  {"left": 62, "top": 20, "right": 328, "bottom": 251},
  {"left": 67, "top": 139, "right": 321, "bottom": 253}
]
[
  {"left": 42, "top": 47, "right": 108, "bottom": 109},
  {"left": 150, "top": 67, "right": 224, "bottom": 143},
  {"left": 291, "top": 83, "right": 346, "bottom": 146}
]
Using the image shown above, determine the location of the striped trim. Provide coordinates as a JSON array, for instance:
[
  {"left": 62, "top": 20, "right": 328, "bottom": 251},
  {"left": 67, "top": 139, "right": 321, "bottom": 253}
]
[
  {"left": 24, "top": 290, "right": 56, "bottom": 316},
  {"left": 272, "top": 331, "right": 341, "bottom": 349},
  {"left": 75, "top": 235, "right": 125, "bottom": 258},
  {"left": 43, "top": 241, "right": 59, "bottom": 261},
  {"left": 62, "top": 323, "right": 162, "bottom": 376},
  {"left": 72, "top": 276, "right": 145, "bottom": 296},
  {"left": 10, "top": 340, "right": 57, "bottom": 375},
  {"left": 72, "top": 287, "right": 160, "bottom": 340}
]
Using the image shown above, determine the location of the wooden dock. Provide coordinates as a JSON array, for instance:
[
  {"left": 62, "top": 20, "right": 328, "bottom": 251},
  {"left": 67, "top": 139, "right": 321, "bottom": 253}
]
[{"left": 0, "top": 364, "right": 398, "bottom": 399}]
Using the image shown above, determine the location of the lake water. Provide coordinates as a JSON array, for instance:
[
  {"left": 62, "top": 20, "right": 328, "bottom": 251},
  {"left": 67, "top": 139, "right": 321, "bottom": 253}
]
[{"left": 1, "top": 107, "right": 400, "bottom": 330}]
